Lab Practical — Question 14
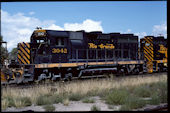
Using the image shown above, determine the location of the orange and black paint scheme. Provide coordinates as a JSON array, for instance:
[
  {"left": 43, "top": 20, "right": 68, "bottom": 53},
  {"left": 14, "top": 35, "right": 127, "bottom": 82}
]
[
  {"left": 28, "top": 30, "right": 143, "bottom": 80},
  {"left": 2, "top": 29, "right": 167, "bottom": 84},
  {"left": 17, "top": 42, "right": 31, "bottom": 65},
  {"left": 140, "top": 36, "right": 167, "bottom": 73}
]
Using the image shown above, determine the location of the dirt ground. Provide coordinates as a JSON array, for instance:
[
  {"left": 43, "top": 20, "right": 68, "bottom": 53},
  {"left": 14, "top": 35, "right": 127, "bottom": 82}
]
[
  {"left": 2, "top": 96, "right": 168, "bottom": 112},
  {"left": 3, "top": 96, "right": 120, "bottom": 112}
]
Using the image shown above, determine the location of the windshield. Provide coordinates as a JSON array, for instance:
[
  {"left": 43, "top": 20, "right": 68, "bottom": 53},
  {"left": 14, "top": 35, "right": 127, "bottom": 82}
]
[{"left": 36, "top": 39, "right": 45, "bottom": 43}]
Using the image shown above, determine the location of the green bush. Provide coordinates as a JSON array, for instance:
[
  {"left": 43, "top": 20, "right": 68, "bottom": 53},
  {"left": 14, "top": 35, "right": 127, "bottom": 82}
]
[
  {"left": 51, "top": 94, "right": 63, "bottom": 104},
  {"left": 105, "top": 89, "right": 129, "bottom": 105},
  {"left": 148, "top": 93, "right": 161, "bottom": 105},
  {"left": 91, "top": 105, "right": 101, "bottom": 111},
  {"left": 124, "top": 96, "right": 146, "bottom": 110},
  {"left": 133, "top": 85, "right": 151, "bottom": 98},
  {"left": 4, "top": 96, "right": 15, "bottom": 107},
  {"left": 20, "top": 97, "right": 32, "bottom": 106},
  {"left": 69, "top": 93, "right": 84, "bottom": 101},
  {"left": 160, "top": 90, "right": 167, "bottom": 103},
  {"left": 86, "top": 89, "right": 99, "bottom": 97},
  {"left": 82, "top": 98, "right": 95, "bottom": 103},
  {"left": 148, "top": 81, "right": 167, "bottom": 103},
  {"left": 36, "top": 95, "right": 53, "bottom": 105},
  {"left": 98, "top": 89, "right": 111, "bottom": 98},
  {"left": 148, "top": 81, "right": 167, "bottom": 92},
  {"left": 158, "top": 87, "right": 167, "bottom": 103},
  {"left": 43, "top": 105, "right": 55, "bottom": 112},
  {"left": 62, "top": 98, "right": 69, "bottom": 106},
  {"left": 119, "top": 105, "right": 131, "bottom": 111},
  {"left": 2, "top": 98, "right": 9, "bottom": 110},
  {"left": 3, "top": 96, "right": 32, "bottom": 108}
]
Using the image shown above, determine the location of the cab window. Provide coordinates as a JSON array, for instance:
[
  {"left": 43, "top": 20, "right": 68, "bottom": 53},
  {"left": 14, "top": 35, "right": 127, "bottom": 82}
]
[
  {"left": 36, "top": 39, "right": 45, "bottom": 43},
  {"left": 56, "top": 38, "right": 64, "bottom": 46}
]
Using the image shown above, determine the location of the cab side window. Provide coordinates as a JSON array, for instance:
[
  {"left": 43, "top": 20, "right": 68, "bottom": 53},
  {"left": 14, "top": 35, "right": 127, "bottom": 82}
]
[{"left": 56, "top": 38, "right": 65, "bottom": 46}]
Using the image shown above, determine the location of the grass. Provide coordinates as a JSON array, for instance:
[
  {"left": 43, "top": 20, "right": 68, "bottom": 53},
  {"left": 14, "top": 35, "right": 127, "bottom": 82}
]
[
  {"left": 2, "top": 98, "right": 9, "bottom": 110},
  {"left": 63, "top": 98, "right": 69, "bottom": 106},
  {"left": 133, "top": 85, "right": 152, "bottom": 97},
  {"left": 104, "top": 89, "right": 129, "bottom": 105},
  {"left": 148, "top": 93, "right": 161, "bottom": 105},
  {"left": 36, "top": 94, "right": 64, "bottom": 105},
  {"left": 68, "top": 93, "right": 84, "bottom": 101},
  {"left": 36, "top": 94, "right": 53, "bottom": 105},
  {"left": 91, "top": 105, "right": 101, "bottom": 111},
  {"left": 119, "top": 105, "right": 131, "bottom": 111},
  {"left": 13, "top": 97, "right": 32, "bottom": 108},
  {"left": 119, "top": 81, "right": 167, "bottom": 110},
  {"left": 103, "top": 88, "right": 148, "bottom": 110},
  {"left": 82, "top": 98, "right": 95, "bottom": 103},
  {"left": 124, "top": 96, "right": 147, "bottom": 110},
  {"left": 20, "top": 97, "right": 32, "bottom": 107},
  {"left": 3, "top": 96, "right": 15, "bottom": 107},
  {"left": 1, "top": 73, "right": 167, "bottom": 111},
  {"left": 43, "top": 105, "right": 55, "bottom": 111}
]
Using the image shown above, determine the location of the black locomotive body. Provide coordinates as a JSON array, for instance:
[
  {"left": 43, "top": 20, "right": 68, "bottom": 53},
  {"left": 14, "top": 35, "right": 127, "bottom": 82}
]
[
  {"left": 16, "top": 29, "right": 144, "bottom": 82},
  {"left": 3, "top": 29, "right": 166, "bottom": 84},
  {"left": 30, "top": 30, "right": 139, "bottom": 64}
]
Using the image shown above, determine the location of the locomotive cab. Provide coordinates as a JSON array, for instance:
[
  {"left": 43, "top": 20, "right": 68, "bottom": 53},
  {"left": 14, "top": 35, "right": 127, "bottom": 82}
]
[
  {"left": 31, "top": 29, "right": 69, "bottom": 64},
  {"left": 31, "top": 29, "right": 50, "bottom": 63}
]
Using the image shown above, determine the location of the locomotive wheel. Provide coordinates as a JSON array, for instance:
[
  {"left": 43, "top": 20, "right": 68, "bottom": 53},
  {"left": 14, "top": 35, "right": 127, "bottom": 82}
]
[
  {"left": 14, "top": 72, "right": 24, "bottom": 84},
  {"left": 64, "top": 73, "right": 72, "bottom": 81},
  {"left": 133, "top": 68, "right": 139, "bottom": 75}
]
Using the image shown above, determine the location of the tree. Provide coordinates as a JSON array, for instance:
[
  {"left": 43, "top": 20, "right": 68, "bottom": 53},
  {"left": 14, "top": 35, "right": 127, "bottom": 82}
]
[
  {"left": 8, "top": 48, "right": 18, "bottom": 61},
  {"left": 0, "top": 36, "right": 8, "bottom": 65}
]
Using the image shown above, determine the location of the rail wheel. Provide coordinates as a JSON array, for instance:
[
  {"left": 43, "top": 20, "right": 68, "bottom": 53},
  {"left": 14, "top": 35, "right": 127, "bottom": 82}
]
[{"left": 64, "top": 73, "right": 72, "bottom": 81}]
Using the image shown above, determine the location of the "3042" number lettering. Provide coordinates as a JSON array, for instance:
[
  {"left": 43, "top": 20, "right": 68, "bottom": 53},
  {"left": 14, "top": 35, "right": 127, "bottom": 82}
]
[{"left": 52, "top": 48, "right": 67, "bottom": 53}]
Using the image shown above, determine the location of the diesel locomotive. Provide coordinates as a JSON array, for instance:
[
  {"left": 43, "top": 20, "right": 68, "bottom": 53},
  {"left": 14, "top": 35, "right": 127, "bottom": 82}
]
[{"left": 1, "top": 29, "right": 168, "bottom": 84}]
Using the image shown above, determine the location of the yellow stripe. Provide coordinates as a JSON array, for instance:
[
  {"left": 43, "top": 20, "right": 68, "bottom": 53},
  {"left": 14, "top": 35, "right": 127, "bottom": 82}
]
[
  {"left": 24, "top": 42, "right": 30, "bottom": 53},
  {"left": 18, "top": 50, "right": 30, "bottom": 64},
  {"left": 144, "top": 47, "right": 153, "bottom": 57},
  {"left": 21, "top": 43, "right": 25, "bottom": 48},
  {"left": 144, "top": 50, "right": 153, "bottom": 61},
  {"left": 144, "top": 52, "right": 152, "bottom": 61},
  {"left": 25, "top": 47, "right": 30, "bottom": 54},
  {"left": 147, "top": 62, "right": 153, "bottom": 73},
  {"left": 156, "top": 59, "right": 167, "bottom": 63},
  {"left": 19, "top": 50, "right": 30, "bottom": 64},
  {"left": 145, "top": 41, "right": 153, "bottom": 51},
  {"left": 17, "top": 54, "right": 23, "bottom": 64},
  {"left": 25, "top": 43, "right": 30, "bottom": 48},
  {"left": 35, "top": 60, "right": 144, "bottom": 68},
  {"left": 144, "top": 47, "right": 153, "bottom": 59},
  {"left": 17, "top": 53, "right": 26, "bottom": 64},
  {"left": 145, "top": 43, "right": 153, "bottom": 52},
  {"left": 147, "top": 37, "right": 153, "bottom": 43},
  {"left": 144, "top": 37, "right": 153, "bottom": 47},
  {"left": 35, "top": 29, "right": 46, "bottom": 33},
  {"left": 144, "top": 48, "right": 153, "bottom": 57},
  {"left": 143, "top": 38, "right": 154, "bottom": 73},
  {"left": 17, "top": 55, "right": 22, "bottom": 64},
  {"left": 19, "top": 44, "right": 30, "bottom": 59},
  {"left": 1, "top": 71, "right": 7, "bottom": 82},
  {"left": 145, "top": 42, "right": 153, "bottom": 51}
]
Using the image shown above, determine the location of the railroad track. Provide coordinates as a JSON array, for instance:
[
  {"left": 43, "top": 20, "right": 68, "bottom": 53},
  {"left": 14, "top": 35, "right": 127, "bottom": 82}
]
[
  {"left": 139, "top": 103, "right": 168, "bottom": 111},
  {"left": 1, "top": 72, "right": 167, "bottom": 89}
]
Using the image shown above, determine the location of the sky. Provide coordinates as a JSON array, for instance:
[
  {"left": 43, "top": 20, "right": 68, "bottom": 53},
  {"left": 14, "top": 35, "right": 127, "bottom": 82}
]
[{"left": 1, "top": 1, "right": 167, "bottom": 52}]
